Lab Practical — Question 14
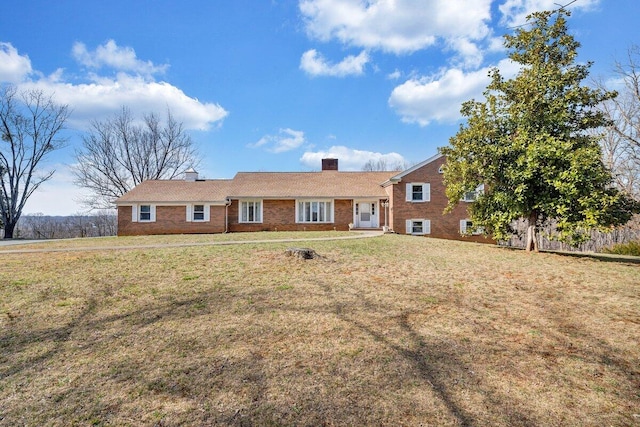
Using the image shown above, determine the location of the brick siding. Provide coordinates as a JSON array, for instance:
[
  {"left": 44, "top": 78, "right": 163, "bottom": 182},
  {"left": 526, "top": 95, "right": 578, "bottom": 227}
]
[
  {"left": 117, "top": 205, "right": 226, "bottom": 236},
  {"left": 389, "top": 157, "right": 493, "bottom": 243}
]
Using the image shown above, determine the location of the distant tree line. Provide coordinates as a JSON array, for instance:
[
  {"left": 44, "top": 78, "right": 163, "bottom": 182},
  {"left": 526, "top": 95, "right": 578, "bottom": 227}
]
[{"left": 5, "top": 212, "right": 118, "bottom": 239}]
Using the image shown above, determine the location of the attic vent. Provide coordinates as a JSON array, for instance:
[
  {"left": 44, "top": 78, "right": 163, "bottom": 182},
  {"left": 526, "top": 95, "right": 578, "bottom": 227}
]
[
  {"left": 184, "top": 168, "right": 199, "bottom": 181},
  {"left": 322, "top": 158, "right": 338, "bottom": 171}
]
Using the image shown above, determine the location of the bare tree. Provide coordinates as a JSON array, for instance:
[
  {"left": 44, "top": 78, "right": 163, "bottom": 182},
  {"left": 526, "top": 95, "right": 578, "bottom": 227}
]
[
  {"left": 72, "top": 107, "right": 199, "bottom": 209},
  {"left": 361, "top": 158, "right": 407, "bottom": 171},
  {"left": 596, "top": 45, "right": 640, "bottom": 199},
  {"left": 0, "top": 85, "right": 69, "bottom": 239}
]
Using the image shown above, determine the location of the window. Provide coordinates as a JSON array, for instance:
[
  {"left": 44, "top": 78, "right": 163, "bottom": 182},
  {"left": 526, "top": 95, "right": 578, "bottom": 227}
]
[
  {"left": 186, "top": 204, "right": 209, "bottom": 222},
  {"left": 462, "top": 184, "right": 485, "bottom": 202},
  {"left": 405, "top": 219, "right": 430, "bottom": 235},
  {"left": 139, "top": 205, "right": 151, "bottom": 221},
  {"left": 462, "top": 191, "right": 477, "bottom": 202},
  {"left": 460, "top": 219, "right": 483, "bottom": 235},
  {"left": 240, "top": 200, "right": 262, "bottom": 223},
  {"left": 297, "top": 200, "right": 333, "bottom": 223},
  {"left": 193, "top": 205, "right": 205, "bottom": 221},
  {"left": 405, "top": 183, "right": 430, "bottom": 202},
  {"left": 132, "top": 205, "right": 156, "bottom": 222}
]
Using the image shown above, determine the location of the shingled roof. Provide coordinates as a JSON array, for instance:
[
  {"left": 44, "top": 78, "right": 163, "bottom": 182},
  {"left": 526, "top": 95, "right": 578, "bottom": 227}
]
[
  {"left": 115, "top": 170, "right": 395, "bottom": 204},
  {"left": 229, "top": 171, "right": 394, "bottom": 198},
  {"left": 115, "top": 179, "right": 234, "bottom": 203}
]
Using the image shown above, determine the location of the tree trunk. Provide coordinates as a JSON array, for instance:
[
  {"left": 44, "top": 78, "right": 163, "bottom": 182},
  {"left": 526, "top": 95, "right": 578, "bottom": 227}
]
[
  {"left": 2, "top": 220, "right": 16, "bottom": 239},
  {"left": 525, "top": 212, "right": 539, "bottom": 252}
]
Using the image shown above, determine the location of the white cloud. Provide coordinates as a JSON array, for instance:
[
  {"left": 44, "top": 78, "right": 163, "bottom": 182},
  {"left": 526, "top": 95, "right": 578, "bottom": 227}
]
[
  {"left": 0, "top": 41, "right": 227, "bottom": 131},
  {"left": 300, "top": 145, "right": 406, "bottom": 171},
  {"left": 387, "top": 69, "right": 402, "bottom": 80},
  {"left": 249, "top": 128, "right": 306, "bottom": 153},
  {"left": 388, "top": 59, "right": 519, "bottom": 126},
  {"left": 499, "top": 0, "right": 600, "bottom": 27},
  {"left": 0, "top": 42, "right": 32, "bottom": 83},
  {"left": 300, "top": 0, "right": 492, "bottom": 63},
  {"left": 300, "top": 49, "right": 369, "bottom": 77},
  {"left": 72, "top": 40, "right": 169, "bottom": 76}
]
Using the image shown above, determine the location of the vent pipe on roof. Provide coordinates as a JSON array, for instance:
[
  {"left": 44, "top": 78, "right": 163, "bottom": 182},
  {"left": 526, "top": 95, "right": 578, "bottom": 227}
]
[
  {"left": 184, "top": 168, "right": 198, "bottom": 181},
  {"left": 322, "top": 158, "right": 338, "bottom": 171}
]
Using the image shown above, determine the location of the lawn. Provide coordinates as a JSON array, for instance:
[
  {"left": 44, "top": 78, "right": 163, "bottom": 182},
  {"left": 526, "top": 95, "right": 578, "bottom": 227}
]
[{"left": 0, "top": 233, "right": 638, "bottom": 426}]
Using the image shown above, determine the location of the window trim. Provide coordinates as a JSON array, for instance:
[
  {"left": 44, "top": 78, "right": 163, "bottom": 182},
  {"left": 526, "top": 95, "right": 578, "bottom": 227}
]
[
  {"left": 132, "top": 204, "right": 156, "bottom": 222},
  {"left": 186, "top": 204, "right": 210, "bottom": 222},
  {"left": 239, "top": 199, "right": 263, "bottom": 223},
  {"left": 461, "top": 184, "right": 485, "bottom": 202},
  {"left": 405, "top": 183, "right": 430, "bottom": 202},
  {"left": 460, "top": 219, "right": 483, "bottom": 235},
  {"left": 405, "top": 219, "right": 431, "bottom": 235},
  {"left": 295, "top": 199, "right": 334, "bottom": 223}
]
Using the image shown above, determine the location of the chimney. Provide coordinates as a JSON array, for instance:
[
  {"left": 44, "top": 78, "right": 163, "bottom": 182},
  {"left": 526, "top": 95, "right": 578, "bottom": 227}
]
[
  {"left": 322, "top": 158, "right": 338, "bottom": 171},
  {"left": 184, "top": 168, "right": 199, "bottom": 181}
]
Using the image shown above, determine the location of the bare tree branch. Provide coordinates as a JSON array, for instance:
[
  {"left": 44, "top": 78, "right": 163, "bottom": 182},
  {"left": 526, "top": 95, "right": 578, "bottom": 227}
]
[
  {"left": 595, "top": 45, "right": 640, "bottom": 200},
  {"left": 72, "top": 107, "right": 200, "bottom": 209},
  {"left": 0, "top": 85, "right": 69, "bottom": 238}
]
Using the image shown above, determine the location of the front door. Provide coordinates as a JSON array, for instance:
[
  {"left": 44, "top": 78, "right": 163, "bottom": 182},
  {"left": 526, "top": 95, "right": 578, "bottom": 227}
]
[{"left": 356, "top": 202, "right": 376, "bottom": 228}]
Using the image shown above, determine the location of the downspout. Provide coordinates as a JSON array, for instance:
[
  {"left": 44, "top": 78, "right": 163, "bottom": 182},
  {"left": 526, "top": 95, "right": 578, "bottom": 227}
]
[{"left": 225, "top": 198, "right": 231, "bottom": 233}]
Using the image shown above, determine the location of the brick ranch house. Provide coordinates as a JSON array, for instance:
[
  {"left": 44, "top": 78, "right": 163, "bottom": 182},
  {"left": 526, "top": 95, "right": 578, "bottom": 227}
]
[{"left": 116, "top": 154, "right": 489, "bottom": 243}]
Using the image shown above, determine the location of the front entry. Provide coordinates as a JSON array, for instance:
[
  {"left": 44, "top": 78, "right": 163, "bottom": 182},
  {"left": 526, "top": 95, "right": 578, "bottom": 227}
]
[{"left": 355, "top": 202, "right": 378, "bottom": 228}]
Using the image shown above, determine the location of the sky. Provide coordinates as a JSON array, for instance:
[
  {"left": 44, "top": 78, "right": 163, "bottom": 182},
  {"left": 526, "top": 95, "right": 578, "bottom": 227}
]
[{"left": 1, "top": 0, "right": 638, "bottom": 215}]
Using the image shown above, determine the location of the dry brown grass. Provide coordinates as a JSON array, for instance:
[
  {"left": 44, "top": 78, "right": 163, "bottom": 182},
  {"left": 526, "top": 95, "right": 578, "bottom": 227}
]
[{"left": 0, "top": 234, "right": 638, "bottom": 426}]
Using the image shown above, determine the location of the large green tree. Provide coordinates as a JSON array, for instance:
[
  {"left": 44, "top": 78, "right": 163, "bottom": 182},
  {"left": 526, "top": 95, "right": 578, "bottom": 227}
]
[{"left": 440, "top": 10, "right": 637, "bottom": 252}]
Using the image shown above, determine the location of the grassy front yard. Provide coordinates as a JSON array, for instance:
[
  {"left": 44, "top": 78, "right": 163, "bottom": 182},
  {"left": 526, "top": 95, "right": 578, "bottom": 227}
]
[{"left": 1, "top": 234, "right": 638, "bottom": 426}]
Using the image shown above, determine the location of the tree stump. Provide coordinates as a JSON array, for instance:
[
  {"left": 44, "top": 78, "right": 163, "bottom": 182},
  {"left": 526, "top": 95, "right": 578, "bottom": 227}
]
[{"left": 285, "top": 247, "right": 319, "bottom": 259}]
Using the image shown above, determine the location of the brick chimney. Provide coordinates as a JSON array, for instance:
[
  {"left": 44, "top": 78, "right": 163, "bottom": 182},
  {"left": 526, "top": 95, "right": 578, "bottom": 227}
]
[{"left": 322, "top": 158, "right": 338, "bottom": 171}]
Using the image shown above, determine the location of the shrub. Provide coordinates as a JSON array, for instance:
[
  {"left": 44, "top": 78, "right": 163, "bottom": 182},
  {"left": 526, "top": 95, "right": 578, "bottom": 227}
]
[{"left": 601, "top": 240, "right": 640, "bottom": 256}]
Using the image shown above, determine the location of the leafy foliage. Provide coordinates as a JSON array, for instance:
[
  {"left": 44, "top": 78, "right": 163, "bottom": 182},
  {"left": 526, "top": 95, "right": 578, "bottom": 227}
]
[{"left": 440, "top": 10, "right": 638, "bottom": 249}]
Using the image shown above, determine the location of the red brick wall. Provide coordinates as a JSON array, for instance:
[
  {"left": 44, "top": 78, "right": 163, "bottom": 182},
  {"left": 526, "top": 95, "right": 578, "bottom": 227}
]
[
  {"left": 117, "top": 205, "right": 226, "bottom": 236},
  {"left": 389, "top": 157, "right": 493, "bottom": 243},
  {"left": 227, "top": 199, "right": 356, "bottom": 232}
]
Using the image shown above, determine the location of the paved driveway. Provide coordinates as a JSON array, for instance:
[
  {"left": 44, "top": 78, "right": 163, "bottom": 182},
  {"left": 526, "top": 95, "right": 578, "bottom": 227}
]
[{"left": 0, "top": 239, "right": 52, "bottom": 247}]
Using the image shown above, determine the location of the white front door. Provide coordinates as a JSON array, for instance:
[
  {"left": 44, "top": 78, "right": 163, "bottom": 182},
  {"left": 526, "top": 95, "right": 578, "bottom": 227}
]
[{"left": 356, "top": 202, "right": 377, "bottom": 228}]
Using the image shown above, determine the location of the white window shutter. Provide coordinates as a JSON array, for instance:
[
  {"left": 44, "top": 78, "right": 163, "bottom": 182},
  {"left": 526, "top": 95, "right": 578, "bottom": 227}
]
[
  {"left": 460, "top": 220, "right": 467, "bottom": 234},
  {"left": 132, "top": 205, "right": 138, "bottom": 222},
  {"left": 406, "top": 184, "right": 412, "bottom": 202},
  {"left": 186, "top": 205, "right": 192, "bottom": 222},
  {"left": 424, "top": 184, "right": 430, "bottom": 202},
  {"left": 424, "top": 220, "right": 431, "bottom": 235},
  {"left": 405, "top": 220, "right": 412, "bottom": 234},
  {"left": 204, "top": 204, "right": 210, "bottom": 222},
  {"left": 150, "top": 205, "right": 157, "bottom": 222}
]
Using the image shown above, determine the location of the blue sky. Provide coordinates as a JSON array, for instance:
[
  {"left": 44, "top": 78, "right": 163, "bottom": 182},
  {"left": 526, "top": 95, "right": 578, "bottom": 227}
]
[{"left": 1, "top": 0, "right": 638, "bottom": 215}]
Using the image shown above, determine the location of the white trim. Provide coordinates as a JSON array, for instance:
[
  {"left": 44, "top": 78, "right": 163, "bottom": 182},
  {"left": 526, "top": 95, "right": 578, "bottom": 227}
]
[
  {"left": 460, "top": 218, "right": 482, "bottom": 235},
  {"left": 190, "top": 204, "right": 208, "bottom": 222},
  {"left": 239, "top": 199, "right": 263, "bottom": 223},
  {"left": 382, "top": 153, "right": 443, "bottom": 186},
  {"left": 295, "top": 199, "right": 334, "bottom": 223},
  {"left": 461, "top": 184, "right": 485, "bottom": 202},
  {"left": 406, "top": 183, "right": 430, "bottom": 202},
  {"left": 406, "top": 219, "right": 430, "bottom": 235},
  {"left": 136, "top": 204, "right": 156, "bottom": 222},
  {"left": 353, "top": 200, "right": 379, "bottom": 228}
]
